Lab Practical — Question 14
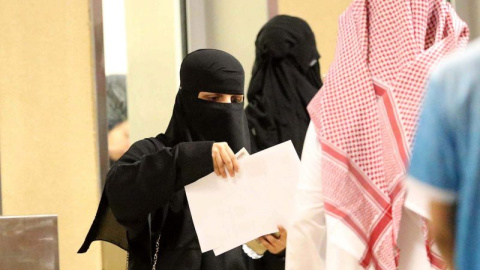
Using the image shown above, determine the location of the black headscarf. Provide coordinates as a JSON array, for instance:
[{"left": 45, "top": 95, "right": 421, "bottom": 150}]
[
  {"left": 158, "top": 49, "right": 250, "bottom": 153},
  {"left": 245, "top": 15, "right": 322, "bottom": 156}
]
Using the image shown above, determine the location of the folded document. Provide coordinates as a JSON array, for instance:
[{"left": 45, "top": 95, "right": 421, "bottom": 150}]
[{"left": 185, "top": 141, "right": 300, "bottom": 255}]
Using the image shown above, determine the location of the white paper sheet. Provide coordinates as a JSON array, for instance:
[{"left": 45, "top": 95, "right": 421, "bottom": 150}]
[{"left": 185, "top": 141, "right": 300, "bottom": 255}]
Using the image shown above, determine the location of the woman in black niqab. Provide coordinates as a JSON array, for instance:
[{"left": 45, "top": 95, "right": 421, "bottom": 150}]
[
  {"left": 160, "top": 49, "right": 250, "bottom": 153},
  {"left": 245, "top": 15, "right": 322, "bottom": 156},
  {"left": 78, "top": 49, "right": 285, "bottom": 270}
]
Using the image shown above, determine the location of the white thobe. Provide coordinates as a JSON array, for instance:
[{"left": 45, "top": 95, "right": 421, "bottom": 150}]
[{"left": 285, "top": 122, "right": 434, "bottom": 270}]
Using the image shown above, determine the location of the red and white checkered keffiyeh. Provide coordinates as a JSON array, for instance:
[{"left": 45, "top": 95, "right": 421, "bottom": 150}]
[{"left": 307, "top": 1, "right": 468, "bottom": 269}]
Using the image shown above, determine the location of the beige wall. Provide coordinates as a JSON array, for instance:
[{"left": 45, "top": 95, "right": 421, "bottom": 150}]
[
  {"left": 203, "top": 0, "right": 269, "bottom": 87},
  {"left": 125, "top": 0, "right": 183, "bottom": 142},
  {"left": 278, "top": 0, "right": 353, "bottom": 75},
  {"left": 455, "top": 0, "right": 480, "bottom": 40},
  {"left": 0, "top": 1, "right": 103, "bottom": 270}
]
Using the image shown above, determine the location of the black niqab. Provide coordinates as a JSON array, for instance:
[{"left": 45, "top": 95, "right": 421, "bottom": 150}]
[
  {"left": 245, "top": 15, "right": 322, "bottom": 156},
  {"left": 158, "top": 49, "right": 250, "bottom": 153}
]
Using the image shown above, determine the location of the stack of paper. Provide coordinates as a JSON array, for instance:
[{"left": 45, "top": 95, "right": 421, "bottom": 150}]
[{"left": 185, "top": 141, "right": 300, "bottom": 255}]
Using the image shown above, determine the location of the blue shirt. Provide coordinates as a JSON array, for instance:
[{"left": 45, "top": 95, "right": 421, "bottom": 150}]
[{"left": 409, "top": 39, "right": 480, "bottom": 270}]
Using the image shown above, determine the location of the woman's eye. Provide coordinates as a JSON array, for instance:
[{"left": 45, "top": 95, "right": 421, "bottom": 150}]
[
  {"left": 209, "top": 96, "right": 219, "bottom": 101},
  {"left": 232, "top": 97, "right": 243, "bottom": 103}
]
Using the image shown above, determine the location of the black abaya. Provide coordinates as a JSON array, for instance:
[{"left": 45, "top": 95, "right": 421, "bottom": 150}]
[
  {"left": 245, "top": 15, "right": 323, "bottom": 156},
  {"left": 79, "top": 50, "right": 284, "bottom": 270}
]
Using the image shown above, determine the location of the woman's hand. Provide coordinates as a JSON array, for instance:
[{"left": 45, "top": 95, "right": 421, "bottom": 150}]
[
  {"left": 258, "top": 225, "right": 287, "bottom": 255},
  {"left": 212, "top": 142, "right": 239, "bottom": 178}
]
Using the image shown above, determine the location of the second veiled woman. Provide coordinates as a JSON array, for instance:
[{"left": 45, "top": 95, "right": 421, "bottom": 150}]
[{"left": 245, "top": 15, "right": 322, "bottom": 156}]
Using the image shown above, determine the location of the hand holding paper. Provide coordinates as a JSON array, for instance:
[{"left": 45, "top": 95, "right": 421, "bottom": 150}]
[
  {"left": 257, "top": 226, "right": 287, "bottom": 255},
  {"left": 211, "top": 142, "right": 239, "bottom": 178},
  {"left": 185, "top": 141, "right": 300, "bottom": 255}
]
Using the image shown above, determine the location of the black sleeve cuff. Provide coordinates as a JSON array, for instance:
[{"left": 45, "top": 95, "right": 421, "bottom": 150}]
[
  {"left": 261, "top": 250, "right": 286, "bottom": 269},
  {"left": 176, "top": 141, "right": 215, "bottom": 187}
]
